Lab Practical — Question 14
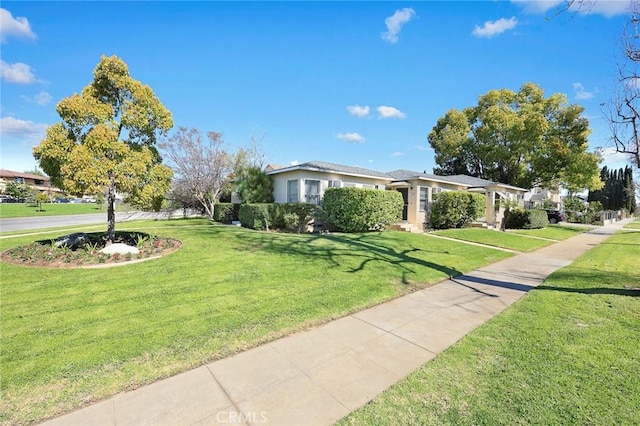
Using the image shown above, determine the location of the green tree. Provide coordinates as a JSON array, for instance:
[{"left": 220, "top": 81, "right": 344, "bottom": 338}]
[
  {"left": 34, "top": 192, "right": 49, "bottom": 211},
  {"left": 428, "top": 82, "right": 602, "bottom": 191},
  {"left": 623, "top": 166, "right": 636, "bottom": 212},
  {"left": 33, "top": 55, "right": 173, "bottom": 242},
  {"left": 4, "top": 181, "right": 30, "bottom": 200},
  {"left": 235, "top": 166, "right": 274, "bottom": 203}
]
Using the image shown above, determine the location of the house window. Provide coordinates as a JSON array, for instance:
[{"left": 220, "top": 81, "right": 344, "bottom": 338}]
[
  {"left": 376, "top": 184, "right": 385, "bottom": 190},
  {"left": 15, "top": 177, "right": 24, "bottom": 184},
  {"left": 287, "top": 179, "right": 299, "bottom": 203},
  {"left": 305, "top": 179, "right": 321, "bottom": 204},
  {"left": 328, "top": 180, "right": 342, "bottom": 188},
  {"left": 362, "top": 184, "right": 375, "bottom": 189},
  {"left": 343, "top": 182, "right": 356, "bottom": 188},
  {"left": 419, "top": 187, "right": 429, "bottom": 211}
]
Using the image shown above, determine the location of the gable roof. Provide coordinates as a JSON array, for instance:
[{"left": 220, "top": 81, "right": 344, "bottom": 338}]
[
  {"left": 267, "top": 161, "right": 527, "bottom": 191},
  {"left": 266, "top": 160, "right": 394, "bottom": 180}
]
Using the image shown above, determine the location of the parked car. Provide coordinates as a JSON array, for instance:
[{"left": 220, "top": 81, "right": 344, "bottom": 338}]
[
  {"left": 0, "top": 194, "right": 17, "bottom": 203},
  {"left": 54, "top": 198, "right": 71, "bottom": 203},
  {"left": 545, "top": 209, "right": 564, "bottom": 224}
]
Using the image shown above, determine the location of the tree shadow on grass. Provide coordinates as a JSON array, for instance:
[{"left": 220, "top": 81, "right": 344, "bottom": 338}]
[
  {"left": 231, "top": 230, "right": 461, "bottom": 285},
  {"left": 533, "top": 269, "right": 640, "bottom": 297}
]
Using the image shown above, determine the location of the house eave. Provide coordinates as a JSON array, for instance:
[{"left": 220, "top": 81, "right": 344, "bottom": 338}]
[{"left": 267, "top": 165, "right": 393, "bottom": 182}]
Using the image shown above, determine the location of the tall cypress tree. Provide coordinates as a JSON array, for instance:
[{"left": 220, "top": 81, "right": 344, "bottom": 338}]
[
  {"left": 588, "top": 165, "right": 636, "bottom": 211},
  {"left": 622, "top": 166, "right": 636, "bottom": 212}
]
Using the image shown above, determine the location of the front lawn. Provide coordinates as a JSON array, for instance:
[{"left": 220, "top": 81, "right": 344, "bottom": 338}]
[
  {"left": 624, "top": 217, "right": 640, "bottom": 229},
  {"left": 432, "top": 228, "right": 554, "bottom": 252},
  {"left": 339, "top": 230, "right": 640, "bottom": 425},
  {"left": 506, "top": 224, "right": 587, "bottom": 240},
  {"left": 0, "top": 220, "right": 512, "bottom": 425}
]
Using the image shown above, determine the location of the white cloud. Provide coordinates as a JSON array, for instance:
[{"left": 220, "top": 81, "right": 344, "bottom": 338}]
[
  {"left": 347, "top": 105, "right": 370, "bottom": 118},
  {"left": 381, "top": 8, "right": 416, "bottom": 44},
  {"left": 0, "top": 116, "right": 48, "bottom": 142},
  {"left": 472, "top": 17, "right": 518, "bottom": 38},
  {"left": 336, "top": 132, "right": 365, "bottom": 143},
  {"left": 290, "top": 160, "right": 299, "bottom": 166},
  {"left": 391, "top": 151, "right": 405, "bottom": 157},
  {"left": 413, "top": 145, "right": 429, "bottom": 151},
  {"left": 512, "top": 0, "right": 631, "bottom": 17},
  {"left": 626, "top": 77, "right": 640, "bottom": 90},
  {"left": 0, "top": 8, "right": 37, "bottom": 43},
  {"left": 597, "top": 146, "right": 634, "bottom": 169},
  {"left": 0, "top": 60, "right": 36, "bottom": 84},
  {"left": 377, "top": 105, "right": 406, "bottom": 119},
  {"left": 21, "top": 90, "right": 52, "bottom": 106},
  {"left": 573, "top": 82, "right": 595, "bottom": 100}
]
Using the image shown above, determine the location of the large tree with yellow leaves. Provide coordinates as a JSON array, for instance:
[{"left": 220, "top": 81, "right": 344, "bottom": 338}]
[{"left": 33, "top": 55, "right": 173, "bottom": 242}]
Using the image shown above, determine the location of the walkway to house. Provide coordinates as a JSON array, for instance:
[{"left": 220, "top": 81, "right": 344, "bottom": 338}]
[{"left": 41, "top": 219, "right": 634, "bottom": 426}]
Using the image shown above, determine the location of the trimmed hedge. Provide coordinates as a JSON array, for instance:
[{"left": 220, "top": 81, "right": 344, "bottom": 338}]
[
  {"left": 238, "top": 203, "right": 317, "bottom": 232},
  {"left": 430, "top": 191, "right": 486, "bottom": 230},
  {"left": 505, "top": 208, "right": 549, "bottom": 229},
  {"left": 213, "top": 203, "right": 241, "bottom": 223},
  {"left": 322, "top": 188, "right": 403, "bottom": 233}
]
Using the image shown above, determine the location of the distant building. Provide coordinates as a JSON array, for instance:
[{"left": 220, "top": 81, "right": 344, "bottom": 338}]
[
  {"left": 524, "top": 187, "right": 562, "bottom": 209},
  {"left": 0, "top": 169, "right": 63, "bottom": 196}
]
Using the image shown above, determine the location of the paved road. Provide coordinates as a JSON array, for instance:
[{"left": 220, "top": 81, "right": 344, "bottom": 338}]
[{"left": 0, "top": 210, "right": 200, "bottom": 233}]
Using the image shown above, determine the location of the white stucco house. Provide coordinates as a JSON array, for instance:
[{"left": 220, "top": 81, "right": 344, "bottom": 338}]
[{"left": 266, "top": 161, "right": 528, "bottom": 230}]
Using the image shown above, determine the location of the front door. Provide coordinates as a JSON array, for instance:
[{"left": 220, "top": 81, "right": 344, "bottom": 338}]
[{"left": 398, "top": 188, "right": 409, "bottom": 220}]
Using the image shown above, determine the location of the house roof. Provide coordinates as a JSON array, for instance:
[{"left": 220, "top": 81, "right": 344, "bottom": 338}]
[
  {"left": 267, "top": 161, "right": 527, "bottom": 192},
  {"left": 0, "top": 169, "right": 50, "bottom": 181},
  {"left": 266, "top": 160, "right": 394, "bottom": 180}
]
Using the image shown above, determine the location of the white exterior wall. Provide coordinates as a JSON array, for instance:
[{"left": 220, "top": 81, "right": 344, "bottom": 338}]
[
  {"left": 409, "top": 181, "right": 467, "bottom": 228},
  {"left": 271, "top": 170, "right": 390, "bottom": 204}
]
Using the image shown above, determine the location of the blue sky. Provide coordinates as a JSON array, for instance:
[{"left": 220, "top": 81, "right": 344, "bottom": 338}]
[{"left": 0, "top": 0, "right": 634, "bottom": 179}]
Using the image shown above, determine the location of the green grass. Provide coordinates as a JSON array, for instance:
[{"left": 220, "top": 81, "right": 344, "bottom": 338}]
[
  {"left": 0, "top": 219, "right": 512, "bottom": 425},
  {"left": 507, "top": 224, "right": 587, "bottom": 240},
  {"left": 623, "top": 217, "right": 640, "bottom": 229},
  {"left": 339, "top": 230, "right": 640, "bottom": 426},
  {"left": 0, "top": 202, "right": 133, "bottom": 218},
  {"left": 432, "top": 228, "right": 554, "bottom": 252}
]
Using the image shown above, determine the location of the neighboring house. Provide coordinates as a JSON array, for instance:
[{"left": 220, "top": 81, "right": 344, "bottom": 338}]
[
  {"left": 524, "top": 187, "right": 562, "bottom": 209},
  {"left": 267, "top": 161, "right": 528, "bottom": 230},
  {"left": 0, "top": 169, "right": 63, "bottom": 197}
]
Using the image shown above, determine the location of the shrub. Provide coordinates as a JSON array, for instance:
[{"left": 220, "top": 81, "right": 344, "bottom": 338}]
[
  {"left": 238, "top": 204, "right": 271, "bottom": 230},
  {"left": 213, "top": 203, "right": 240, "bottom": 223},
  {"left": 322, "top": 188, "right": 403, "bottom": 233},
  {"left": 238, "top": 203, "right": 317, "bottom": 232},
  {"left": 430, "top": 191, "right": 486, "bottom": 229},
  {"left": 283, "top": 203, "right": 317, "bottom": 233},
  {"left": 505, "top": 208, "right": 548, "bottom": 229},
  {"left": 528, "top": 209, "right": 549, "bottom": 228}
]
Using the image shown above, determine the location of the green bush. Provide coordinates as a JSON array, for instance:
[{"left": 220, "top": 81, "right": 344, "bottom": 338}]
[
  {"left": 213, "top": 203, "right": 240, "bottom": 223},
  {"left": 528, "top": 209, "right": 549, "bottom": 228},
  {"left": 505, "top": 209, "right": 548, "bottom": 229},
  {"left": 238, "top": 204, "right": 272, "bottom": 230},
  {"left": 430, "top": 191, "right": 486, "bottom": 229},
  {"left": 238, "top": 203, "right": 317, "bottom": 232},
  {"left": 322, "top": 188, "right": 403, "bottom": 233}
]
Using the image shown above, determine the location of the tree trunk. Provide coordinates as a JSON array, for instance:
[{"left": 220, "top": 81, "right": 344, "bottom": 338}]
[{"left": 107, "top": 184, "right": 116, "bottom": 243}]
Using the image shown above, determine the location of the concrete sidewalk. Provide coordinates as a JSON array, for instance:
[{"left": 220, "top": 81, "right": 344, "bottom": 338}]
[{"left": 41, "top": 219, "right": 633, "bottom": 426}]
